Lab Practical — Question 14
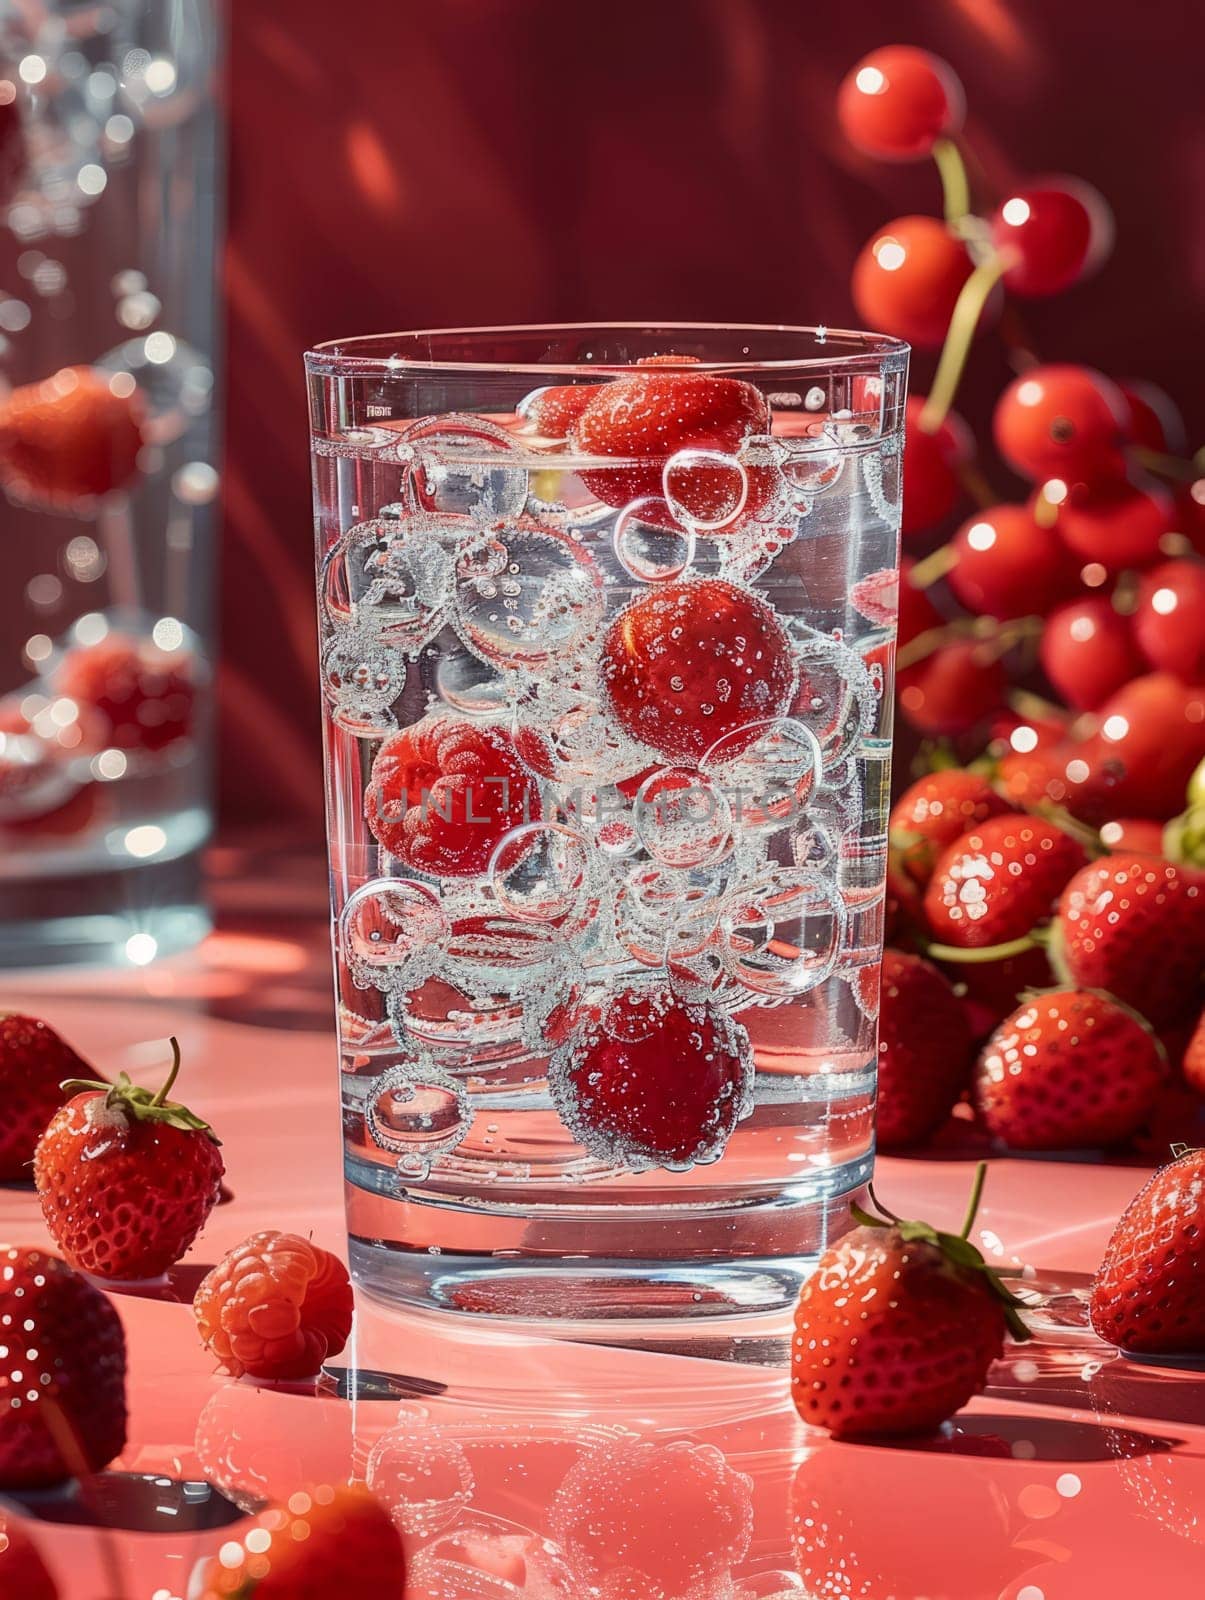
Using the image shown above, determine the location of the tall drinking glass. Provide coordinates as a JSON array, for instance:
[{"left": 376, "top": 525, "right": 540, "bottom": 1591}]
[{"left": 306, "top": 325, "right": 907, "bottom": 1326}]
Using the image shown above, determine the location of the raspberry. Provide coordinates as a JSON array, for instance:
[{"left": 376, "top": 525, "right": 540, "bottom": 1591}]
[
  {"left": 54, "top": 632, "right": 197, "bottom": 753},
  {"left": 194, "top": 1232, "right": 354, "bottom": 1381},
  {"left": 365, "top": 717, "right": 539, "bottom": 876}
]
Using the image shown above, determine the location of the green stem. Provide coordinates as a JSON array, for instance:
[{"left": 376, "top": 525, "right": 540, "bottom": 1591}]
[
  {"left": 919, "top": 254, "right": 1010, "bottom": 433},
  {"left": 925, "top": 934, "right": 1041, "bottom": 964},
  {"left": 1131, "top": 446, "right": 1198, "bottom": 484},
  {"left": 151, "top": 1037, "right": 182, "bottom": 1107},
  {"left": 960, "top": 1160, "right": 988, "bottom": 1240},
  {"left": 909, "top": 543, "right": 959, "bottom": 590},
  {"left": 931, "top": 136, "right": 971, "bottom": 225}
]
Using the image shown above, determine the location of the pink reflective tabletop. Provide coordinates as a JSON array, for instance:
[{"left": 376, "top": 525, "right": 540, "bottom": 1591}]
[{"left": 1, "top": 845, "right": 1203, "bottom": 1598}]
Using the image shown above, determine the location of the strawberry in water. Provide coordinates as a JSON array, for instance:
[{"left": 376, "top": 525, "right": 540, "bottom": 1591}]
[
  {"left": 0, "top": 366, "right": 144, "bottom": 507},
  {"left": 549, "top": 985, "right": 753, "bottom": 1171},
  {"left": 974, "top": 989, "right": 1165, "bottom": 1150},
  {"left": 923, "top": 813, "right": 1087, "bottom": 950},
  {"left": 1055, "top": 854, "right": 1205, "bottom": 1026},
  {"left": 600, "top": 578, "right": 796, "bottom": 765},
  {"left": 1090, "top": 1144, "right": 1205, "bottom": 1355},
  {"left": 196, "top": 1484, "right": 406, "bottom": 1598},
  {"left": 876, "top": 949, "right": 972, "bottom": 1149},
  {"left": 365, "top": 716, "right": 539, "bottom": 877},
  {"left": 572, "top": 368, "right": 771, "bottom": 528},
  {"left": 194, "top": 1231, "right": 353, "bottom": 1381},
  {"left": 34, "top": 1037, "right": 224, "bottom": 1280},
  {"left": 889, "top": 768, "right": 1012, "bottom": 887},
  {"left": 791, "top": 1163, "right": 1029, "bottom": 1437},
  {"left": 54, "top": 632, "right": 198, "bottom": 753},
  {"left": 0, "top": 1247, "right": 127, "bottom": 1489},
  {"left": 0, "top": 1013, "right": 95, "bottom": 1182}
]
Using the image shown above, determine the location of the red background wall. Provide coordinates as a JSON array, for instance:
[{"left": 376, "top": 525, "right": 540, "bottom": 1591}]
[{"left": 220, "top": 0, "right": 1204, "bottom": 833}]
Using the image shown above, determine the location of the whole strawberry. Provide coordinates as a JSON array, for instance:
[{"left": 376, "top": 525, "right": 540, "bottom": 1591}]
[
  {"left": 0, "top": 1247, "right": 127, "bottom": 1489},
  {"left": 196, "top": 1484, "right": 406, "bottom": 1598},
  {"left": 974, "top": 989, "right": 1165, "bottom": 1150},
  {"left": 0, "top": 1014, "right": 95, "bottom": 1182},
  {"left": 924, "top": 813, "right": 1087, "bottom": 949},
  {"left": 34, "top": 1038, "right": 223, "bottom": 1280},
  {"left": 0, "top": 1513, "right": 58, "bottom": 1600},
  {"left": 1090, "top": 1145, "right": 1205, "bottom": 1355},
  {"left": 792, "top": 1164, "right": 1028, "bottom": 1438},
  {"left": 877, "top": 949, "right": 972, "bottom": 1149},
  {"left": 888, "top": 768, "right": 1012, "bottom": 887},
  {"left": 1055, "top": 855, "right": 1205, "bottom": 1026}
]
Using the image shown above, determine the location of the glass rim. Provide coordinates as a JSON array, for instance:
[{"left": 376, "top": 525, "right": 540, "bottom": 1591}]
[{"left": 303, "top": 321, "right": 910, "bottom": 377}]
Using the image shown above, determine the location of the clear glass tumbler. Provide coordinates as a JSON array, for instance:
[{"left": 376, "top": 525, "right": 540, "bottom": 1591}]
[
  {"left": 306, "top": 325, "right": 907, "bottom": 1326},
  {"left": 0, "top": 1, "right": 221, "bottom": 967}
]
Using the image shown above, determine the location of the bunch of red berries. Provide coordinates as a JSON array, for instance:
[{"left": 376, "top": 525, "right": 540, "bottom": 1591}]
[
  {"left": 830, "top": 46, "right": 1205, "bottom": 1159},
  {"left": 839, "top": 45, "right": 1203, "bottom": 813}
]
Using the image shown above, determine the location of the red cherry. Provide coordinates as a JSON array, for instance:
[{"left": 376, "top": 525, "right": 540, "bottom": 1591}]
[
  {"left": 572, "top": 371, "right": 771, "bottom": 529},
  {"left": 901, "top": 397, "right": 972, "bottom": 541},
  {"left": 851, "top": 216, "right": 977, "bottom": 350},
  {"left": 0, "top": 366, "right": 144, "bottom": 507},
  {"left": 54, "top": 632, "right": 197, "bottom": 752},
  {"left": 1133, "top": 559, "right": 1205, "bottom": 681},
  {"left": 897, "top": 555, "right": 943, "bottom": 646},
  {"left": 993, "top": 364, "right": 1128, "bottom": 484},
  {"left": 364, "top": 717, "right": 540, "bottom": 876},
  {"left": 1075, "top": 673, "right": 1205, "bottom": 820},
  {"left": 897, "top": 639, "right": 1007, "bottom": 737},
  {"left": 1098, "top": 817, "right": 1166, "bottom": 855},
  {"left": 1039, "top": 595, "right": 1142, "bottom": 711},
  {"left": 990, "top": 178, "right": 1113, "bottom": 298},
  {"left": 599, "top": 578, "right": 796, "bottom": 764},
  {"left": 948, "top": 504, "right": 1078, "bottom": 619},
  {"left": 1050, "top": 479, "right": 1176, "bottom": 572},
  {"left": 837, "top": 46, "right": 965, "bottom": 160},
  {"left": 1118, "top": 380, "right": 1186, "bottom": 457},
  {"left": 549, "top": 986, "right": 752, "bottom": 1170}
]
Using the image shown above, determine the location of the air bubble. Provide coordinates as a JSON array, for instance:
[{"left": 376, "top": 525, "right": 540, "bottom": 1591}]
[{"left": 613, "top": 499, "right": 695, "bottom": 582}]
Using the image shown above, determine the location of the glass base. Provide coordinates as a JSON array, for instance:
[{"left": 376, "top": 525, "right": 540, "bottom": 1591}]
[
  {"left": 346, "top": 1151, "right": 870, "bottom": 1337},
  {"left": 0, "top": 847, "right": 210, "bottom": 967}
]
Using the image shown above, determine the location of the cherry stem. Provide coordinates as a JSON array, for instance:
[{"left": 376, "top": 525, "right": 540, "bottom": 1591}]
[
  {"left": 960, "top": 1160, "right": 989, "bottom": 1240},
  {"left": 920, "top": 254, "right": 1011, "bottom": 433},
  {"left": 909, "top": 544, "right": 959, "bottom": 589},
  {"left": 1131, "top": 445, "right": 1198, "bottom": 484},
  {"left": 925, "top": 934, "right": 1041, "bottom": 965},
  {"left": 151, "top": 1037, "right": 182, "bottom": 1108},
  {"left": 955, "top": 458, "right": 999, "bottom": 510},
  {"left": 931, "top": 136, "right": 971, "bottom": 225}
]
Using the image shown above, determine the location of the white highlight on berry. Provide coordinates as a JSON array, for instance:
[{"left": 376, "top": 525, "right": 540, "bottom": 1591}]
[
  {"left": 1001, "top": 197, "right": 1032, "bottom": 227},
  {"left": 965, "top": 521, "right": 997, "bottom": 552},
  {"left": 125, "top": 933, "right": 158, "bottom": 966}
]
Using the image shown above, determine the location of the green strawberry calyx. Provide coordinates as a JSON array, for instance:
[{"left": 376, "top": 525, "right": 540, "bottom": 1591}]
[
  {"left": 60, "top": 1036, "right": 221, "bottom": 1145},
  {"left": 851, "top": 1160, "right": 1031, "bottom": 1342}
]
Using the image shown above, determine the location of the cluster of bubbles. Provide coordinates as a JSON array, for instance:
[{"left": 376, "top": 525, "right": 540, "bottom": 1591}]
[
  {"left": 321, "top": 396, "right": 890, "bottom": 1177},
  {"left": 1, "top": 3, "right": 214, "bottom": 241}
]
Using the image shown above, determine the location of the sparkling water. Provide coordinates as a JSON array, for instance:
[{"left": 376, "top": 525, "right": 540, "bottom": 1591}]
[{"left": 307, "top": 327, "right": 907, "bottom": 1324}]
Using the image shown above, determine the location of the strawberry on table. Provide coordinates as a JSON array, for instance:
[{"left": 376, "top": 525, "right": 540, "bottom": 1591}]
[
  {"left": 196, "top": 1484, "right": 406, "bottom": 1598},
  {"left": 194, "top": 1231, "right": 353, "bottom": 1382},
  {"left": 0, "top": 1013, "right": 95, "bottom": 1183},
  {"left": 1055, "top": 855, "right": 1205, "bottom": 1026},
  {"left": 0, "top": 1247, "right": 127, "bottom": 1489},
  {"left": 792, "top": 1163, "right": 1029, "bottom": 1437},
  {"left": 974, "top": 989, "right": 1165, "bottom": 1151},
  {"left": 1090, "top": 1144, "right": 1205, "bottom": 1356},
  {"left": 0, "top": 1513, "right": 58, "bottom": 1600},
  {"left": 876, "top": 949, "right": 973, "bottom": 1150},
  {"left": 34, "top": 1037, "right": 224, "bottom": 1280}
]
